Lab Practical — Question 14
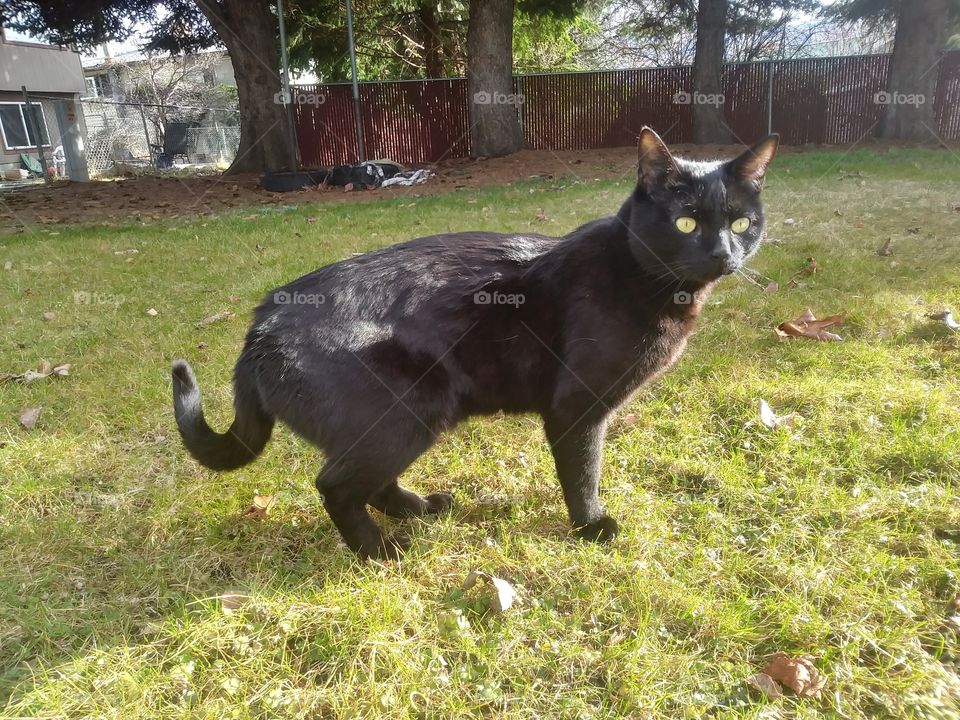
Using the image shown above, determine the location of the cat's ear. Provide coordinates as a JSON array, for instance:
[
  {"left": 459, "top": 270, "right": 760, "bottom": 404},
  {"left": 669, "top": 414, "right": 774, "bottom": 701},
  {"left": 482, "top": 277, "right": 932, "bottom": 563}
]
[
  {"left": 637, "top": 127, "right": 680, "bottom": 193},
  {"left": 727, "top": 134, "right": 779, "bottom": 190}
]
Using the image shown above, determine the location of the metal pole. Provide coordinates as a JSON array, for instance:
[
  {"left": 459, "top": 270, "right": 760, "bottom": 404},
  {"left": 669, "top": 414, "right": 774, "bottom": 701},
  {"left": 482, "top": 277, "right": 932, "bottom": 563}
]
[
  {"left": 21, "top": 86, "right": 50, "bottom": 182},
  {"left": 766, "top": 59, "right": 775, "bottom": 135},
  {"left": 345, "top": 0, "right": 366, "bottom": 162},
  {"left": 277, "top": 0, "right": 299, "bottom": 171},
  {"left": 138, "top": 103, "right": 151, "bottom": 161}
]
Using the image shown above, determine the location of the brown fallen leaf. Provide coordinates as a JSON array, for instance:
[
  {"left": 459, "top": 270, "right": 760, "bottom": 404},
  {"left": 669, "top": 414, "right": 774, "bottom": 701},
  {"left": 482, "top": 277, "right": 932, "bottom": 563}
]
[
  {"left": 196, "top": 310, "right": 236, "bottom": 328},
  {"left": 219, "top": 592, "right": 250, "bottom": 614},
  {"left": 877, "top": 238, "right": 894, "bottom": 256},
  {"left": 793, "top": 257, "right": 817, "bottom": 278},
  {"left": 241, "top": 494, "right": 275, "bottom": 520},
  {"left": 535, "top": 208, "right": 548, "bottom": 221},
  {"left": 927, "top": 310, "right": 960, "bottom": 331},
  {"left": 776, "top": 308, "right": 846, "bottom": 342},
  {"left": 343, "top": 182, "right": 355, "bottom": 193},
  {"left": 764, "top": 282, "right": 779, "bottom": 293},
  {"left": 461, "top": 570, "right": 518, "bottom": 613},
  {"left": 1, "top": 360, "right": 71, "bottom": 384},
  {"left": 42, "top": 311, "right": 56, "bottom": 322},
  {"left": 760, "top": 653, "right": 827, "bottom": 699},
  {"left": 19, "top": 406, "right": 41, "bottom": 429},
  {"left": 746, "top": 672, "right": 782, "bottom": 700}
]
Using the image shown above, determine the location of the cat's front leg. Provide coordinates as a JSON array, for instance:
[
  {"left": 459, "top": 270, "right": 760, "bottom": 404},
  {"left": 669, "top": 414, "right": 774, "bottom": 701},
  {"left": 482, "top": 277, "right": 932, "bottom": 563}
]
[{"left": 543, "top": 410, "right": 619, "bottom": 542}]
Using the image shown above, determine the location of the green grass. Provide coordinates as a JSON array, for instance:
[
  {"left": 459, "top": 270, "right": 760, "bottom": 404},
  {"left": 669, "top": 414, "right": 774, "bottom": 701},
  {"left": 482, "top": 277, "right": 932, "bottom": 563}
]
[{"left": 1, "top": 147, "right": 959, "bottom": 718}]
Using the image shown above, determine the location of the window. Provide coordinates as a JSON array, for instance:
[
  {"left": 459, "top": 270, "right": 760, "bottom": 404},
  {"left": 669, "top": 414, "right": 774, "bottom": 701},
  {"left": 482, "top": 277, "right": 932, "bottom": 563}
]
[
  {"left": 0, "top": 102, "right": 50, "bottom": 150},
  {"left": 84, "top": 77, "right": 99, "bottom": 98}
]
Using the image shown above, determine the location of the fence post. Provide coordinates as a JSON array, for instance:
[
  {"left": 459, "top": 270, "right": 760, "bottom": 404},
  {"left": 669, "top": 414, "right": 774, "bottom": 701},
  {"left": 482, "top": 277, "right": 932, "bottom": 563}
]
[
  {"left": 766, "top": 59, "right": 776, "bottom": 136},
  {"left": 20, "top": 86, "right": 50, "bottom": 183},
  {"left": 138, "top": 104, "right": 151, "bottom": 161}
]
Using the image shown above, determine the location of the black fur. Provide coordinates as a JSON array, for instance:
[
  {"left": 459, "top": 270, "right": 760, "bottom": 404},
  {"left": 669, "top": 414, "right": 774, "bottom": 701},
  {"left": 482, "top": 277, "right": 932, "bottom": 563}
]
[{"left": 172, "top": 128, "right": 778, "bottom": 559}]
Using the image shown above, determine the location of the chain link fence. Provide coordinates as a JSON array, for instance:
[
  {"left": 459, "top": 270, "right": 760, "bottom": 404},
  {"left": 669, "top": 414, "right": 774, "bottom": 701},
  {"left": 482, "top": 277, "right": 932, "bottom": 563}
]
[{"left": 79, "top": 99, "right": 239, "bottom": 177}]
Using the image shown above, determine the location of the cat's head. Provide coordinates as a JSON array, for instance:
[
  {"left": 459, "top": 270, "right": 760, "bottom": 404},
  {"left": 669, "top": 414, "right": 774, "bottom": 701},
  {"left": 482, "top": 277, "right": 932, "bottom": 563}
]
[{"left": 625, "top": 127, "right": 779, "bottom": 285}]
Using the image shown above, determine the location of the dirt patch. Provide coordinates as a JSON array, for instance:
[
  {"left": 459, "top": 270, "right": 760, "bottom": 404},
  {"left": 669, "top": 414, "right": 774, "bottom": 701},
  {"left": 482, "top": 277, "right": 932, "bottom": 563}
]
[{"left": 0, "top": 141, "right": 942, "bottom": 233}]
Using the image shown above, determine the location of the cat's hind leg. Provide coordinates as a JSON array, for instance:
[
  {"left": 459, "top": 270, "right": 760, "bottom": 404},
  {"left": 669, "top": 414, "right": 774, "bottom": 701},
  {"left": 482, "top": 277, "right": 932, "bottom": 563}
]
[
  {"left": 368, "top": 483, "right": 454, "bottom": 518},
  {"left": 316, "top": 457, "right": 410, "bottom": 559},
  {"left": 316, "top": 425, "right": 444, "bottom": 558}
]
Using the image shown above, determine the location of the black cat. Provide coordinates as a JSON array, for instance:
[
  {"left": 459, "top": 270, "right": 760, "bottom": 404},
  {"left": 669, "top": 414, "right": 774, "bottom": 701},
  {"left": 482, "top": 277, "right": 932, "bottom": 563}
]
[{"left": 172, "top": 127, "right": 778, "bottom": 559}]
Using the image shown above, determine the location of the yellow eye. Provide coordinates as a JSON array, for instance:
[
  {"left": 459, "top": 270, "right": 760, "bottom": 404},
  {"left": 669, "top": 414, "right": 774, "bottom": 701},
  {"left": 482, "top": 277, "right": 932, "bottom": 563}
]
[
  {"left": 731, "top": 217, "right": 751, "bottom": 233},
  {"left": 675, "top": 217, "right": 697, "bottom": 234}
]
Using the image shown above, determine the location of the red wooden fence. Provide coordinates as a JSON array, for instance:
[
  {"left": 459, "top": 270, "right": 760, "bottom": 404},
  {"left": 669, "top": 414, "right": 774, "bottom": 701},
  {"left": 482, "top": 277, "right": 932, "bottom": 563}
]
[{"left": 294, "top": 51, "right": 960, "bottom": 167}]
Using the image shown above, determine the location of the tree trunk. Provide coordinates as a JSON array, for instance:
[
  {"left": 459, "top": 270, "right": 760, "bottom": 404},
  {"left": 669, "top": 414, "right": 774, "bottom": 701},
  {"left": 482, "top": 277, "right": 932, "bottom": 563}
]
[
  {"left": 691, "top": 0, "right": 731, "bottom": 145},
  {"left": 877, "top": 0, "right": 950, "bottom": 142},
  {"left": 419, "top": 1, "right": 444, "bottom": 78},
  {"left": 467, "top": 0, "right": 525, "bottom": 157},
  {"left": 196, "top": 0, "right": 293, "bottom": 174}
]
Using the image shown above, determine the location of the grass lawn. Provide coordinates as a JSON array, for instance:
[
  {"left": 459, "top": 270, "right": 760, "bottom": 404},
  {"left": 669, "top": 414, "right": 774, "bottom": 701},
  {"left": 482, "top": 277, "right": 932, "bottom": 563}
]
[{"left": 1, "top": 148, "right": 959, "bottom": 719}]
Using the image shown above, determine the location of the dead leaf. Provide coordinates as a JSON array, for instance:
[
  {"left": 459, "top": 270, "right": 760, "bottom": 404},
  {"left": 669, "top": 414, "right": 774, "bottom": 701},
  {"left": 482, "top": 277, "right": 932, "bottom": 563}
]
[
  {"left": 793, "top": 257, "right": 817, "bottom": 278},
  {"left": 3, "top": 261, "right": 11, "bottom": 271},
  {"left": 1, "top": 360, "right": 71, "bottom": 384},
  {"left": 343, "top": 183, "right": 355, "bottom": 193},
  {"left": 535, "top": 208, "right": 548, "bottom": 221},
  {"left": 760, "top": 653, "right": 827, "bottom": 699},
  {"left": 146, "top": 308, "right": 159, "bottom": 317},
  {"left": 746, "top": 672, "right": 782, "bottom": 700},
  {"left": 461, "top": 570, "right": 518, "bottom": 613},
  {"left": 241, "top": 494, "right": 275, "bottom": 520},
  {"left": 19, "top": 406, "right": 41, "bottom": 429},
  {"left": 42, "top": 311, "right": 55, "bottom": 322},
  {"left": 927, "top": 310, "right": 960, "bottom": 331},
  {"left": 783, "top": 218, "right": 796, "bottom": 225},
  {"left": 759, "top": 400, "right": 803, "bottom": 430},
  {"left": 196, "top": 310, "right": 236, "bottom": 328},
  {"left": 219, "top": 592, "right": 249, "bottom": 614},
  {"left": 776, "top": 308, "right": 846, "bottom": 342},
  {"left": 113, "top": 248, "right": 138, "bottom": 255},
  {"left": 877, "top": 238, "right": 894, "bottom": 256},
  {"left": 764, "top": 282, "right": 779, "bottom": 293}
]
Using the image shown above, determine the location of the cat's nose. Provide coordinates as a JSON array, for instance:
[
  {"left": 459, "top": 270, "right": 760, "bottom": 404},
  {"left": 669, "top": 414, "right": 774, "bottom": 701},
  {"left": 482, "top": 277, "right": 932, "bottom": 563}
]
[{"left": 710, "top": 245, "right": 731, "bottom": 261}]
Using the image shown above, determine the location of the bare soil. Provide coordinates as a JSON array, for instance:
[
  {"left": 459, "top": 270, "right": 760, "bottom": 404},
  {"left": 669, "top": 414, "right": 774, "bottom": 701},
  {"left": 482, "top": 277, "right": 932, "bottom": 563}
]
[{"left": 0, "top": 141, "right": 946, "bottom": 233}]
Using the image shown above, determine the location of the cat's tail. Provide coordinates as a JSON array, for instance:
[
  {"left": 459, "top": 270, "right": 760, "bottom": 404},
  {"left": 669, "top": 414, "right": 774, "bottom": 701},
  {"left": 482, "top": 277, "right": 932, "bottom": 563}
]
[{"left": 171, "top": 359, "right": 274, "bottom": 471}]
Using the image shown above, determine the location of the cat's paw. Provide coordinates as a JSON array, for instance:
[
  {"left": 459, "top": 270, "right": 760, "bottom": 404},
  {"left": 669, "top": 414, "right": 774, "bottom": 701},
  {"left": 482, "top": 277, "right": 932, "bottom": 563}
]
[
  {"left": 363, "top": 533, "right": 410, "bottom": 561},
  {"left": 425, "top": 491, "right": 454, "bottom": 514},
  {"left": 576, "top": 516, "right": 619, "bottom": 543}
]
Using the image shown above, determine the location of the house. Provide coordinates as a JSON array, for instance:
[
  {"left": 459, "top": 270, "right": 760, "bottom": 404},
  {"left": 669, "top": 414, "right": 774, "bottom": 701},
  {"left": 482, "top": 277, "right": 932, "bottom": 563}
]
[
  {"left": 82, "top": 49, "right": 237, "bottom": 100},
  {"left": 0, "top": 27, "right": 87, "bottom": 178},
  {"left": 79, "top": 49, "right": 240, "bottom": 173}
]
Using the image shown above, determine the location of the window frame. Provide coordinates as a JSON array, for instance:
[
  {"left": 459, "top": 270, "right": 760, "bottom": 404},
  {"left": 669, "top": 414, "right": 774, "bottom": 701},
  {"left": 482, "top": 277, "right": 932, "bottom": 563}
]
[{"left": 0, "top": 101, "right": 51, "bottom": 151}]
